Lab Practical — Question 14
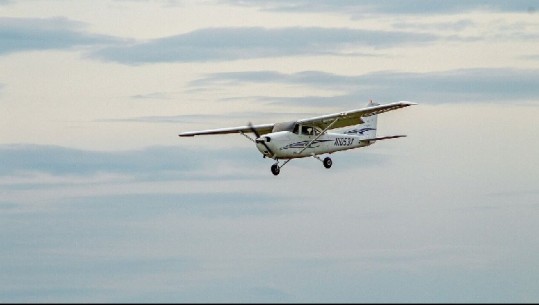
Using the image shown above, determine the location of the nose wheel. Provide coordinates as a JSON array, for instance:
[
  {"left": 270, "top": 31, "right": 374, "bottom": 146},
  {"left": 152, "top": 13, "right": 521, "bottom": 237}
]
[{"left": 271, "top": 164, "right": 280, "bottom": 176}]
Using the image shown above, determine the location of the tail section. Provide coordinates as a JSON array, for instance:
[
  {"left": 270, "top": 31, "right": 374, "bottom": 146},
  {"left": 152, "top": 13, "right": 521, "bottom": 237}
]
[{"left": 342, "top": 100, "right": 378, "bottom": 140}]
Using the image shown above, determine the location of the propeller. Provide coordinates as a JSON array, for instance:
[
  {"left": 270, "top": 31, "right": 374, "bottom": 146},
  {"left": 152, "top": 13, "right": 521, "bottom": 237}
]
[
  {"left": 248, "top": 122, "right": 261, "bottom": 138},
  {"left": 249, "top": 122, "right": 274, "bottom": 157}
]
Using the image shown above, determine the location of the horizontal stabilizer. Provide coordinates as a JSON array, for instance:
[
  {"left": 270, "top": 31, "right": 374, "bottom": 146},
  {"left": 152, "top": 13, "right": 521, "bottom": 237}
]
[{"left": 364, "top": 135, "right": 407, "bottom": 141}]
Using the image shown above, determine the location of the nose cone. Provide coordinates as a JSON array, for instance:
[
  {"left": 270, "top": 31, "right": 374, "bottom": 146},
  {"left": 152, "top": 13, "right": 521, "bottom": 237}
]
[{"left": 255, "top": 137, "right": 273, "bottom": 157}]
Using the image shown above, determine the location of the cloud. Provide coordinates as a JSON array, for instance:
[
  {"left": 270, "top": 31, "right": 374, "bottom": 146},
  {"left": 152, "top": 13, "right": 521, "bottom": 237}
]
[
  {"left": 57, "top": 192, "right": 299, "bottom": 218},
  {"left": 521, "top": 54, "right": 539, "bottom": 61},
  {"left": 100, "top": 114, "right": 218, "bottom": 124},
  {"left": 0, "top": 191, "right": 300, "bottom": 302},
  {"left": 194, "top": 68, "right": 539, "bottom": 105},
  {"left": 193, "top": 70, "right": 356, "bottom": 89},
  {"left": 0, "top": 142, "right": 393, "bottom": 190},
  {"left": 91, "top": 27, "right": 438, "bottom": 64},
  {"left": 392, "top": 19, "right": 476, "bottom": 32},
  {"left": 130, "top": 92, "right": 171, "bottom": 100},
  {"left": 0, "top": 144, "right": 262, "bottom": 184},
  {"left": 0, "top": 17, "right": 125, "bottom": 55},
  {"left": 0, "top": 144, "right": 192, "bottom": 176},
  {"left": 98, "top": 111, "right": 319, "bottom": 124},
  {"left": 222, "top": 0, "right": 539, "bottom": 16}
]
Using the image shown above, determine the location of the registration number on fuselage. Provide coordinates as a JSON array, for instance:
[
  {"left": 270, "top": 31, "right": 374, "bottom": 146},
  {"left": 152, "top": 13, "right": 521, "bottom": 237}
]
[{"left": 334, "top": 137, "right": 354, "bottom": 146}]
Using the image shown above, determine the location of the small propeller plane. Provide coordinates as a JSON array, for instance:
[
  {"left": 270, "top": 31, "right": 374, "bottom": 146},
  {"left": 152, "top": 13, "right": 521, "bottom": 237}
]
[{"left": 179, "top": 100, "right": 416, "bottom": 175}]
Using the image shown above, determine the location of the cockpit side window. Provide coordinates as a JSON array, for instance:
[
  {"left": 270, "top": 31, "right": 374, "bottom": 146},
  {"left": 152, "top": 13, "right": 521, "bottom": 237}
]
[
  {"left": 292, "top": 124, "right": 319, "bottom": 136},
  {"left": 292, "top": 123, "right": 300, "bottom": 134},
  {"left": 300, "top": 125, "right": 321, "bottom": 136},
  {"left": 302, "top": 126, "right": 313, "bottom": 135}
]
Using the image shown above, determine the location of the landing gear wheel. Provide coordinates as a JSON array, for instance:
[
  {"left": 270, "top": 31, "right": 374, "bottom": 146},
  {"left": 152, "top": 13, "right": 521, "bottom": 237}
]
[
  {"left": 271, "top": 164, "right": 280, "bottom": 176},
  {"left": 323, "top": 157, "right": 332, "bottom": 169}
]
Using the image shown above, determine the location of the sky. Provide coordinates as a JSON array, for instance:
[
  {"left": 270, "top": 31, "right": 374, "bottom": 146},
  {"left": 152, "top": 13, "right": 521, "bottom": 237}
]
[{"left": 1, "top": 0, "right": 539, "bottom": 302}]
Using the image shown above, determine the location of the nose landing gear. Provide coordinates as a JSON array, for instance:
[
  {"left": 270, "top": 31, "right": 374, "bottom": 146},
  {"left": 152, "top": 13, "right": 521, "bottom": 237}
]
[
  {"left": 270, "top": 159, "right": 291, "bottom": 176},
  {"left": 271, "top": 164, "right": 280, "bottom": 176}
]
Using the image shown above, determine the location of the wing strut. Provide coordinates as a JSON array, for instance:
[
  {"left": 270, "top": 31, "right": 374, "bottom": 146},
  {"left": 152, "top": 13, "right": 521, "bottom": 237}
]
[{"left": 295, "top": 117, "right": 341, "bottom": 155}]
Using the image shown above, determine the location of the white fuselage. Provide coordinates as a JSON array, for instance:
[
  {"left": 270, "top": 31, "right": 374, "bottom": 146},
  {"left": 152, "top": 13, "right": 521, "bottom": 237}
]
[{"left": 255, "top": 131, "right": 372, "bottom": 159}]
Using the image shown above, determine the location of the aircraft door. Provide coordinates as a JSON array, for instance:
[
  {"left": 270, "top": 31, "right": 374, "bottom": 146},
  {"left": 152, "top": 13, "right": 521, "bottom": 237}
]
[{"left": 301, "top": 124, "right": 319, "bottom": 154}]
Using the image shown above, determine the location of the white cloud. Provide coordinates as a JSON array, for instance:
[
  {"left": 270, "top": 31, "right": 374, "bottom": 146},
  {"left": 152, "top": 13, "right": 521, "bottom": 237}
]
[
  {"left": 222, "top": 0, "right": 539, "bottom": 16},
  {"left": 0, "top": 17, "right": 125, "bottom": 55},
  {"left": 90, "top": 26, "right": 438, "bottom": 64},
  {"left": 193, "top": 68, "right": 539, "bottom": 105},
  {"left": 0, "top": 144, "right": 262, "bottom": 182},
  {"left": 1, "top": 0, "right": 539, "bottom": 302}
]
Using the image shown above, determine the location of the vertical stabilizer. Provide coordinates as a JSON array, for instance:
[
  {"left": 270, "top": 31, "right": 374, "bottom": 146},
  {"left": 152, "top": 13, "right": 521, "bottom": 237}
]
[{"left": 342, "top": 100, "right": 378, "bottom": 140}]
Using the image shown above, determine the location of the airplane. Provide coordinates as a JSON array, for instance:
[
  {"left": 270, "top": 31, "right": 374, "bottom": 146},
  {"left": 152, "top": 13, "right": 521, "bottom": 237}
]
[{"left": 179, "top": 100, "right": 416, "bottom": 175}]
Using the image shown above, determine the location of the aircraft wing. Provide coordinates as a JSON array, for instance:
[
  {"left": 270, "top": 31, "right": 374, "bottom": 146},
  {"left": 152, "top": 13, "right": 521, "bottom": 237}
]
[
  {"left": 298, "top": 101, "right": 417, "bottom": 130},
  {"left": 179, "top": 101, "right": 416, "bottom": 137},
  {"left": 179, "top": 123, "right": 274, "bottom": 137}
]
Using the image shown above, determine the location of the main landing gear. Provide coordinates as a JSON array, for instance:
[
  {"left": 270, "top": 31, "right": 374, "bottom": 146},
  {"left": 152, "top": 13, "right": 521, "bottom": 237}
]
[
  {"left": 270, "top": 156, "right": 332, "bottom": 175},
  {"left": 323, "top": 157, "right": 332, "bottom": 169}
]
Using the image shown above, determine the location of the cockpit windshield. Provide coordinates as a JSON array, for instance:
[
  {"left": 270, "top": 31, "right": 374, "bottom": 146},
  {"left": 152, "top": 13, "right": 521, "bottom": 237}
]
[{"left": 272, "top": 121, "right": 295, "bottom": 133}]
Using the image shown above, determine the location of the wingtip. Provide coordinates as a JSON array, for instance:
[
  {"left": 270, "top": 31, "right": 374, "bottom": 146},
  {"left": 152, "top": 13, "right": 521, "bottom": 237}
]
[{"left": 399, "top": 101, "right": 418, "bottom": 105}]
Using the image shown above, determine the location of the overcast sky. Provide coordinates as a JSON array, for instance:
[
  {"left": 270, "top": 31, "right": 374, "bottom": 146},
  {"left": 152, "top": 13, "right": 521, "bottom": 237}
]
[{"left": 1, "top": 0, "right": 539, "bottom": 302}]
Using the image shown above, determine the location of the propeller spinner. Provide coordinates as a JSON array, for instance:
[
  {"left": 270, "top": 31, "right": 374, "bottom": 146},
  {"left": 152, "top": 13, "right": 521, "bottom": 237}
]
[{"left": 249, "top": 122, "right": 274, "bottom": 157}]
